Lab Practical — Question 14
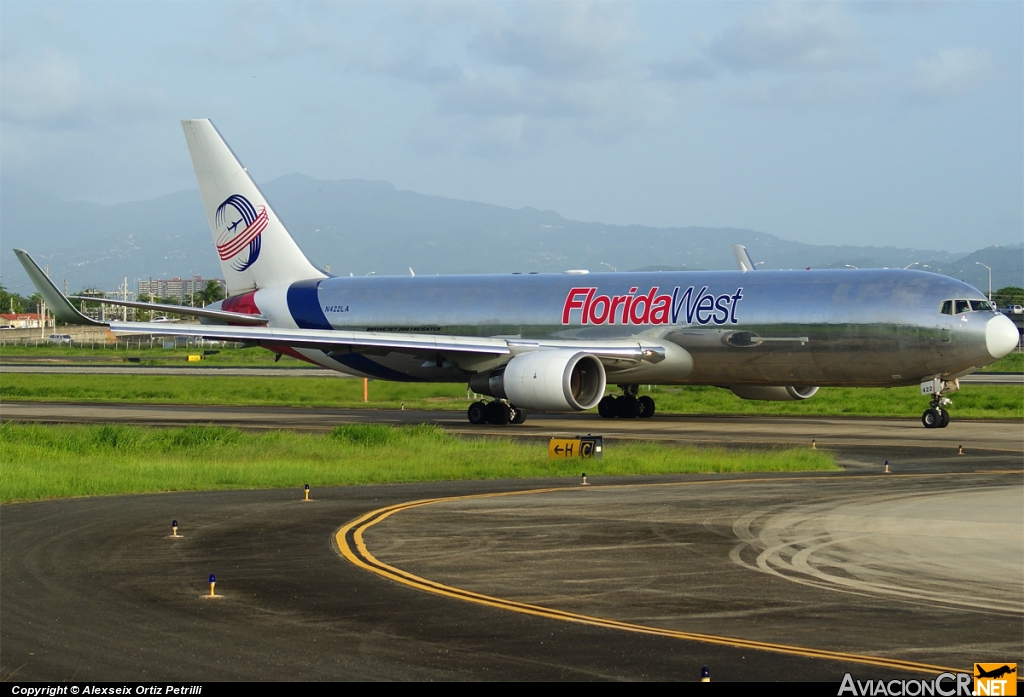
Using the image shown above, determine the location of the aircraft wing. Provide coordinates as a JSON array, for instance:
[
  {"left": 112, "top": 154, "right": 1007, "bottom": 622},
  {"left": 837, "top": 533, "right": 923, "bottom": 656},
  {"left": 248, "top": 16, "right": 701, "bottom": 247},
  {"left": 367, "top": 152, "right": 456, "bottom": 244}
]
[
  {"left": 110, "top": 320, "right": 512, "bottom": 356},
  {"left": 16, "top": 248, "right": 663, "bottom": 369},
  {"left": 14, "top": 249, "right": 106, "bottom": 327},
  {"left": 109, "top": 320, "right": 667, "bottom": 368}
]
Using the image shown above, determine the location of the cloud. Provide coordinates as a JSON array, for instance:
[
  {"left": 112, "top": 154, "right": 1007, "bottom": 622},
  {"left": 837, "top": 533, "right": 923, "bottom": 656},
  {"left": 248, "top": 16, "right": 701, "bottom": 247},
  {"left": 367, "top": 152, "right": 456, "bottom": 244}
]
[
  {"left": 1, "top": 50, "right": 83, "bottom": 125},
  {"left": 438, "top": 73, "right": 608, "bottom": 121},
  {"left": 431, "top": 67, "right": 672, "bottom": 155},
  {"left": 395, "top": 3, "right": 659, "bottom": 155},
  {"left": 650, "top": 54, "right": 719, "bottom": 82},
  {"left": 908, "top": 47, "right": 991, "bottom": 99},
  {"left": 732, "top": 76, "right": 869, "bottom": 107},
  {"left": 184, "top": 3, "right": 334, "bottom": 65},
  {"left": 709, "top": 2, "right": 862, "bottom": 72},
  {"left": 469, "top": 2, "right": 639, "bottom": 79},
  {"left": 351, "top": 45, "right": 462, "bottom": 85},
  {"left": 0, "top": 49, "right": 165, "bottom": 128}
]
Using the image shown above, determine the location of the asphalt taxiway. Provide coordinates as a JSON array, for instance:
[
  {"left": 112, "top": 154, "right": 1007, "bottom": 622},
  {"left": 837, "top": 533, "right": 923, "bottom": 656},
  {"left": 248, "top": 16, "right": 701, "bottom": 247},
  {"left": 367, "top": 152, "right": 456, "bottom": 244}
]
[
  {"left": 3, "top": 402, "right": 1023, "bottom": 453},
  {"left": 1, "top": 408, "right": 1021, "bottom": 681}
]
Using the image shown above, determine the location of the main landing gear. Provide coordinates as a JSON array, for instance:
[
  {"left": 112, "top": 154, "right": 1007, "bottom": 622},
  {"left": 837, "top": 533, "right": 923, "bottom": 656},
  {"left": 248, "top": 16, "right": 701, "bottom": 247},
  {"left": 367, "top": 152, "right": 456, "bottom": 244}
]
[
  {"left": 467, "top": 400, "right": 527, "bottom": 426},
  {"left": 598, "top": 385, "right": 655, "bottom": 419},
  {"left": 922, "top": 393, "right": 951, "bottom": 429}
]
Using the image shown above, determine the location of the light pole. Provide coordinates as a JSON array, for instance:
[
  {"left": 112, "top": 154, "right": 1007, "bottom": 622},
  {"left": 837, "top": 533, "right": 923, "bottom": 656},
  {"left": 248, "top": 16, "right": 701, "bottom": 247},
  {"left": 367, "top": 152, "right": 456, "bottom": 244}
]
[{"left": 975, "top": 262, "right": 992, "bottom": 301}]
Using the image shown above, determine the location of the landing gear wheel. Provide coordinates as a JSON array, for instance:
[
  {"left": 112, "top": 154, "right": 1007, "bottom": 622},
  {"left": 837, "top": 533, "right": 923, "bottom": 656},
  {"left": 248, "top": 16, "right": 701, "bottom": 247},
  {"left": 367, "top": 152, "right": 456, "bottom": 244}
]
[
  {"left": 923, "top": 386, "right": 954, "bottom": 429},
  {"left": 598, "top": 395, "right": 617, "bottom": 418},
  {"left": 468, "top": 401, "right": 488, "bottom": 425},
  {"left": 510, "top": 408, "right": 527, "bottom": 424},
  {"left": 616, "top": 395, "right": 641, "bottom": 418},
  {"left": 486, "top": 401, "right": 512, "bottom": 425},
  {"left": 637, "top": 395, "right": 655, "bottom": 419}
]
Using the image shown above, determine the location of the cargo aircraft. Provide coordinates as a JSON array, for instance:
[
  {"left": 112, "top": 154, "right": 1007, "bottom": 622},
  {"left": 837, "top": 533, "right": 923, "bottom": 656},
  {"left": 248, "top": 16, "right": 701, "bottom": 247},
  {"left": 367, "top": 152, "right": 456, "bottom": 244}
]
[{"left": 16, "top": 119, "right": 1019, "bottom": 428}]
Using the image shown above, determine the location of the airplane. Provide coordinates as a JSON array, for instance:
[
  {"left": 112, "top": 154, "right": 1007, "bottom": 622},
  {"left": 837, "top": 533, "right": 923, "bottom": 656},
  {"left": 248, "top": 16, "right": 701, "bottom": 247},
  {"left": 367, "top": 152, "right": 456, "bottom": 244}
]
[
  {"left": 15, "top": 119, "right": 1020, "bottom": 428},
  {"left": 975, "top": 665, "right": 1016, "bottom": 680}
]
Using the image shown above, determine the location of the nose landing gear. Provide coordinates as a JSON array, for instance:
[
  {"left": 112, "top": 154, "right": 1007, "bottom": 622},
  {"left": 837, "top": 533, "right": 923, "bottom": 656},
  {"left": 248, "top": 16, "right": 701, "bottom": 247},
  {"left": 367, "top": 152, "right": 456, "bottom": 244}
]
[
  {"left": 921, "top": 378, "right": 957, "bottom": 429},
  {"left": 922, "top": 394, "right": 951, "bottom": 429}
]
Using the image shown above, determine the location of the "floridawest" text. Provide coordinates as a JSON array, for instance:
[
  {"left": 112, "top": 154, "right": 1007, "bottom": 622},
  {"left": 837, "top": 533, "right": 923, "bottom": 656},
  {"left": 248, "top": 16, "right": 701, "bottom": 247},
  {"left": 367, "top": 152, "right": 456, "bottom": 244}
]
[{"left": 561, "top": 285, "right": 744, "bottom": 326}]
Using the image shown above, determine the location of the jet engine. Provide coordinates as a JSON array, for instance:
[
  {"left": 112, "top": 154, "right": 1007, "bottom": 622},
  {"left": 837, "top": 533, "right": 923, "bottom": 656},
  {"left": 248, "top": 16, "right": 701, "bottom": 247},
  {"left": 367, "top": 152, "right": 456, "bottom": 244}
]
[
  {"left": 728, "top": 385, "right": 819, "bottom": 401},
  {"left": 469, "top": 349, "right": 606, "bottom": 411}
]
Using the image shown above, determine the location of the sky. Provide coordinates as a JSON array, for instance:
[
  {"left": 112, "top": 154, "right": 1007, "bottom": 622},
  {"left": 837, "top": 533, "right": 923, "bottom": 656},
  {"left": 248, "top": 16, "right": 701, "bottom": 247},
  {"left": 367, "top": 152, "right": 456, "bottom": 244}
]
[{"left": 1, "top": 1, "right": 1022, "bottom": 253}]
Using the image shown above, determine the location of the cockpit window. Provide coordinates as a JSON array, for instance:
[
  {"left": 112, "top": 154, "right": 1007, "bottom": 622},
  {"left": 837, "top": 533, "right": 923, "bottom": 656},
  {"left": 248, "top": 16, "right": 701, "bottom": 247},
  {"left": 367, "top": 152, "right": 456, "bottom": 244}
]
[{"left": 942, "top": 299, "right": 994, "bottom": 315}]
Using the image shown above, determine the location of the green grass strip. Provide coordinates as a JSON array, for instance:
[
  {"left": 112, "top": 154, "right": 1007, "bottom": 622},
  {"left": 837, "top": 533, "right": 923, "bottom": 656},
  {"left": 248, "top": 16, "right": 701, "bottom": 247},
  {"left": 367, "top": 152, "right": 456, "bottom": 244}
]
[
  {"left": 0, "top": 343, "right": 305, "bottom": 366},
  {"left": 0, "top": 423, "right": 836, "bottom": 503},
  {"left": 1, "top": 373, "right": 1020, "bottom": 419},
  {"left": 979, "top": 351, "right": 1023, "bottom": 372},
  {"left": 2, "top": 344, "right": 1020, "bottom": 372}
]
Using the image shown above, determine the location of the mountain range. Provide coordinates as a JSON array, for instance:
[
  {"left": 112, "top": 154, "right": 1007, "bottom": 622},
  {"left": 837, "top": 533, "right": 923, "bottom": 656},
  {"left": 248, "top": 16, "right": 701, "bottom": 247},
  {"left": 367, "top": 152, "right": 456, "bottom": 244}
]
[{"left": 2, "top": 174, "right": 1020, "bottom": 295}]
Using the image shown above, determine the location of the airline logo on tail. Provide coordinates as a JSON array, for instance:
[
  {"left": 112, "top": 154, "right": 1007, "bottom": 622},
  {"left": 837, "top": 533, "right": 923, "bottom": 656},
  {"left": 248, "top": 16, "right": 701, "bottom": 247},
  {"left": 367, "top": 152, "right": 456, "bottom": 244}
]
[{"left": 215, "top": 194, "right": 268, "bottom": 271}]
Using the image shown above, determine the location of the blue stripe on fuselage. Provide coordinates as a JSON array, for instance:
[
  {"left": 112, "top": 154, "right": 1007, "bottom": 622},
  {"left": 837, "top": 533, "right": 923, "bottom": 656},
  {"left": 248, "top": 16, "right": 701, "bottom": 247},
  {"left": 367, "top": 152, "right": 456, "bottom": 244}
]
[
  {"left": 288, "top": 279, "right": 422, "bottom": 381},
  {"left": 331, "top": 353, "right": 424, "bottom": 382},
  {"left": 287, "top": 279, "right": 332, "bottom": 330}
]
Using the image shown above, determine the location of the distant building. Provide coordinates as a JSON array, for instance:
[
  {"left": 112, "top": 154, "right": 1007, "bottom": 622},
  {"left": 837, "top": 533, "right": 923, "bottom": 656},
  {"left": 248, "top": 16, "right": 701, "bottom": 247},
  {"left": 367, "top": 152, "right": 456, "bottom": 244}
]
[
  {"left": 74, "top": 290, "right": 137, "bottom": 321},
  {"left": 137, "top": 276, "right": 224, "bottom": 304},
  {"left": 0, "top": 313, "right": 45, "bottom": 329}
]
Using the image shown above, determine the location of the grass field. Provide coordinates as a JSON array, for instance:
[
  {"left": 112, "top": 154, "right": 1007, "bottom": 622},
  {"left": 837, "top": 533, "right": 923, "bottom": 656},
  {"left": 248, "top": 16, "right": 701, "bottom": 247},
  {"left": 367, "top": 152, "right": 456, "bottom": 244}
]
[
  {"left": 0, "top": 423, "right": 836, "bottom": 503},
  {"left": 1, "top": 344, "right": 1021, "bottom": 372},
  {"left": 0, "top": 343, "right": 303, "bottom": 366},
  {"left": 985, "top": 351, "right": 1024, "bottom": 372},
  {"left": 1, "top": 372, "right": 1020, "bottom": 419}
]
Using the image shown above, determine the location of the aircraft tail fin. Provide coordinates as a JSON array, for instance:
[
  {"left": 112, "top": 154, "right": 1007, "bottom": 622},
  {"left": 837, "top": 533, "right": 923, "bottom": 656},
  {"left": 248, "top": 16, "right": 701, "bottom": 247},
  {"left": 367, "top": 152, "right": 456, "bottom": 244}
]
[
  {"left": 181, "top": 119, "right": 325, "bottom": 296},
  {"left": 733, "top": 244, "right": 757, "bottom": 272}
]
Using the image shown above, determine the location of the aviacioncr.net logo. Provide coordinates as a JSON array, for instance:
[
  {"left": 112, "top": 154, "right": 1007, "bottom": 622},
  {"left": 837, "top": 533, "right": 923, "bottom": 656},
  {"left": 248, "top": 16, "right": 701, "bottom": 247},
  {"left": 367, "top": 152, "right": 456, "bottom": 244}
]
[
  {"left": 215, "top": 194, "right": 268, "bottom": 272},
  {"left": 839, "top": 672, "right": 975, "bottom": 696}
]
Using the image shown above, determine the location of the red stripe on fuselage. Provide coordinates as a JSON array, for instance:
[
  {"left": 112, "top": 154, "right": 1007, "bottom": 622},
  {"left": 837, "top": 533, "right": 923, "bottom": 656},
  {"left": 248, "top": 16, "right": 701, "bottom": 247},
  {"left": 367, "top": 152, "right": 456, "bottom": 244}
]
[
  {"left": 221, "top": 292, "right": 261, "bottom": 324},
  {"left": 263, "top": 345, "right": 320, "bottom": 366},
  {"left": 220, "top": 293, "right": 318, "bottom": 365}
]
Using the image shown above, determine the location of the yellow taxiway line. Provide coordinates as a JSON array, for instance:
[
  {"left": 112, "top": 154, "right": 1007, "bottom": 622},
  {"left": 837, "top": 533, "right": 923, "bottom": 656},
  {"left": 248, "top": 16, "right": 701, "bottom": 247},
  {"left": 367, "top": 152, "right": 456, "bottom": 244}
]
[{"left": 332, "top": 474, "right": 1002, "bottom": 675}]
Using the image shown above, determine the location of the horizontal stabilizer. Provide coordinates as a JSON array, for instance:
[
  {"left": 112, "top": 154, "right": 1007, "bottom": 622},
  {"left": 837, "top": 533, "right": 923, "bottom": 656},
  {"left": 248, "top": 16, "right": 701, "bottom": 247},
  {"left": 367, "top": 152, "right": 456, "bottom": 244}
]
[{"left": 70, "top": 296, "right": 268, "bottom": 326}]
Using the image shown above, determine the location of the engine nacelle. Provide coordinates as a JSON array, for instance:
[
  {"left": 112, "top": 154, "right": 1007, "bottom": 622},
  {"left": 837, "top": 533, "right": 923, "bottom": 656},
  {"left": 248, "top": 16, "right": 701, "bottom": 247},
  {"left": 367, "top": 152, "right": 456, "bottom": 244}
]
[
  {"left": 728, "top": 385, "right": 819, "bottom": 401},
  {"left": 469, "top": 350, "right": 606, "bottom": 412}
]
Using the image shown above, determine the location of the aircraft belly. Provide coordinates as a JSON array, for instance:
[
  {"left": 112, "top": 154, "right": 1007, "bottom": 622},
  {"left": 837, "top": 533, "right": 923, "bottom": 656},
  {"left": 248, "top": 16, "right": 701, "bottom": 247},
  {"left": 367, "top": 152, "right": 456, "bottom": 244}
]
[
  {"left": 672, "top": 323, "right": 930, "bottom": 387},
  {"left": 319, "top": 350, "right": 465, "bottom": 382}
]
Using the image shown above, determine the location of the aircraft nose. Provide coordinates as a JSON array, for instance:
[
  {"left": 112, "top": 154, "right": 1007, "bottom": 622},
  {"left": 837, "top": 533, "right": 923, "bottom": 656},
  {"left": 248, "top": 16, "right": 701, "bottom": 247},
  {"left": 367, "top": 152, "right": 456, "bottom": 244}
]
[{"left": 986, "top": 313, "right": 1019, "bottom": 359}]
